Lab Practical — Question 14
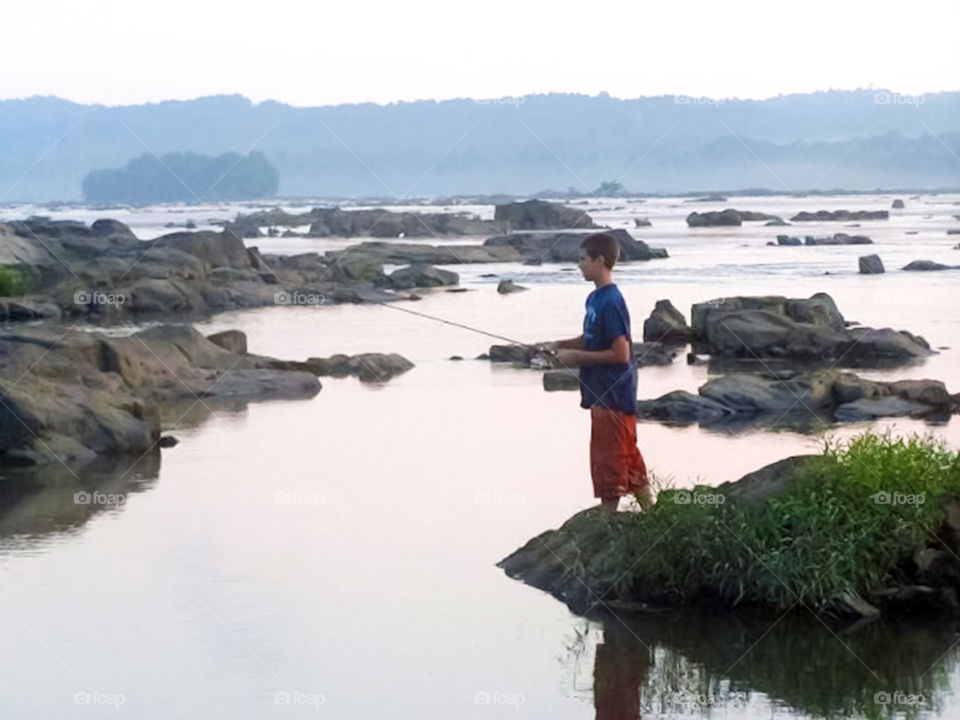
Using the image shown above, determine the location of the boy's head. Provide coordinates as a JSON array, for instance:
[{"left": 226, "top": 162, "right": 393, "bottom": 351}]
[{"left": 578, "top": 233, "right": 619, "bottom": 281}]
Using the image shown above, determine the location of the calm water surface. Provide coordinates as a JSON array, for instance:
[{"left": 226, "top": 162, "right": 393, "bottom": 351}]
[{"left": 1, "top": 194, "right": 959, "bottom": 717}]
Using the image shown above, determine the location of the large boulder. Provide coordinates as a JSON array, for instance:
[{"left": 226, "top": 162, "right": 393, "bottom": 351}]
[
  {"left": 859, "top": 254, "right": 885, "bottom": 274},
  {"left": 690, "top": 293, "right": 930, "bottom": 365},
  {"left": 643, "top": 299, "right": 690, "bottom": 344},
  {"left": 493, "top": 200, "right": 597, "bottom": 230}
]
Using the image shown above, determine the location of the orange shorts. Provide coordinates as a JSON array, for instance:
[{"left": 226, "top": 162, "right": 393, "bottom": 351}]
[{"left": 590, "top": 406, "right": 648, "bottom": 500}]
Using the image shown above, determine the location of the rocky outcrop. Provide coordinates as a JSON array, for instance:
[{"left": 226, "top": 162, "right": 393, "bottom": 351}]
[
  {"left": 790, "top": 210, "right": 889, "bottom": 222},
  {"left": 776, "top": 233, "right": 872, "bottom": 245},
  {"left": 387, "top": 264, "right": 459, "bottom": 289},
  {"left": 483, "top": 228, "right": 667, "bottom": 263},
  {"left": 493, "top": 199, "right": 597, "bottom": 230},
  {"left": 642, "top": 299, "right": 690, "bottom": 345},
  {"left": 228, "top": 206, "right": 500, "bottom": 238},
  {"left": 498, "top": 453, "right": 960, "bottom": 620},
  {"left": 0, "top": 218, "right": 415, "bottom": 323},
  {"left": 686, "top": 209, "right": 782, "bottom": 227},
  {"left": 635, "top": 370, "right": 957, "bottom": 429},
  {"left": 859, "top": 254, "right": 885, "bottom": 274},
  {"left": 0, "top": 326, "right": 321, "bottom": 467},
  {"left": 690, "top": 293, "right": 932, "bottom": 366}
]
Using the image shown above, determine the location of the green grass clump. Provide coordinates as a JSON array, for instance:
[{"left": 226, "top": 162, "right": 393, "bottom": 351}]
[
  {"left": 0, "top": 265, "right": 25, "bottom": 296},
  {"left": 603, "top": 430, "right": 960, "bottom": 613}
]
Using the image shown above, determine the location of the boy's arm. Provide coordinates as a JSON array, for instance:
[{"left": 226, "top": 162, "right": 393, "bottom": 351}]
[
  {"left": 553, "top": 335, "right": 584, "bottom": 350},
  {"left": 558, "top": 335, "right": 631, "bottom": 365}
]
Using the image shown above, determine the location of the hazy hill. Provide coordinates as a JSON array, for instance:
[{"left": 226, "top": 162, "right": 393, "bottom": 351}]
[{"left": 0, "top": 90, "right": 958, "bottom": 201}]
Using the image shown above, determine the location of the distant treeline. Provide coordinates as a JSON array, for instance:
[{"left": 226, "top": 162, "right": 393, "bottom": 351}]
[{"left": 81, "top": 151, "right": 278, "bottom": 204}]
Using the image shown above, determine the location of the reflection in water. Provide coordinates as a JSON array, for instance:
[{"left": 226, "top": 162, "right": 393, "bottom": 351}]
[
  {"left": 576, "top": 606, "right": 958, "bottom": 719},
  {"left": 0, "top": 452, "right": 160, "bottom": 545}
]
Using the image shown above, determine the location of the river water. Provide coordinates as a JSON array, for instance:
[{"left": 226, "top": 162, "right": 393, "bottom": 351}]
[{"left": 1, "top": 193, "right": 959, "bottom": 717}]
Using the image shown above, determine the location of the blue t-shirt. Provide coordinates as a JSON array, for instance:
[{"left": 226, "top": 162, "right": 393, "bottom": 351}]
[{"left": 579, "top": 284, "right": 637, "bottom": 415}]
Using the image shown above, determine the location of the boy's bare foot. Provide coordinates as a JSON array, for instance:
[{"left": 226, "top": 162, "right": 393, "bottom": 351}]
[{"left": 599, "top": 497, "right": 619, "bottom": 516}]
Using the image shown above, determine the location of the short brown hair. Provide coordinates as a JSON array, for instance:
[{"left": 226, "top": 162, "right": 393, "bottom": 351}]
[{"left": 580, "top": 233, "right": 619, "bottom": 269}]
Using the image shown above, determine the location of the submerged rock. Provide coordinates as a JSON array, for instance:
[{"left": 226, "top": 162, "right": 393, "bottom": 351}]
[
  {"left": 304, "top": 353, "right": 414, "bottom": 382},
  {"left": 635, "top": 370, "right": 955, "bottom": 429},
  {"left": 790, "top": 210, "right": 889, "bottom": 222},
  {"left": 497, "top": 279, "right": 528, "bottom": 294}
]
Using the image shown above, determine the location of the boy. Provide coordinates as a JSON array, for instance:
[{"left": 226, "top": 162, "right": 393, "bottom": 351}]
[{"left": 548, "top": 233, "right": 650, "bottom": 516}]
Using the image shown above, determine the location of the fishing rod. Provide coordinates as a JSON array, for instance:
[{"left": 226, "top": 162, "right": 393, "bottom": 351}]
[{"left": 371, "top": 299, "right": 552, "bottom": 351}]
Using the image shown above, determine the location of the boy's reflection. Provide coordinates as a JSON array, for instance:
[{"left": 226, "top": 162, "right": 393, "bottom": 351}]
[{"left": 593, "top": 619, "right": 650, "bottom": 719}]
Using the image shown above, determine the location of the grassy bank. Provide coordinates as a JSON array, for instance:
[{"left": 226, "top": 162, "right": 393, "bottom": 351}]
[{"left": 600, "top": 431, "right": 960, "bottom": 614}]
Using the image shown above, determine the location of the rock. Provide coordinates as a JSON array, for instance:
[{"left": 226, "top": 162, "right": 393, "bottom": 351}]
[
  {"left": 232, "top": 206, "right": 500, "bottom": 238},
  {"left": 155, "top": 230, "right": 252, "bottom": 269},
  {"left": 497, "top": 279, "right": 528, "bottom": 294},
  {"left": 764, "top": 218, "right": 790, "bottom": 226},
  {"left": 157, "top": 435, "right": 179, "bottom": 448},
  {"left": 637, "top": 369, "right": 955, "bottom": 430},
  {"left": 690, "top": 293, "right": 931, "bottom": 366},
  {"left": 484, "top": 228, "right": 667, "bottom": 263},
  {"left": 838, "top": 396, "right": 933, "bottom": 422},
  {"left": 304, "top": 353, "right": 414, "bottom": 382},
  {"left": 686, "top": 209, "right": 782, "bottom": 227},
  {"left": 948, "top": 229, "right": 960, "bottom": 236},
  {"left": 493, "top": 199, "right": 597, "bottom": 230},
  {"left": 327, "top": 241, "right": 520, "bottom": 265},
  {"left": 207, "top": 330, "right": 248, "bottom": 354},
  {"left": 903, "top": 260, "right": 956, "bottom": 271},
  {"left": 859, "top": 254, "right": 885, "bottom": 274},
  {"left": 543, "top": 369, "right": 580, "bottom": 391},
  {"left": 388, "top": 264, "right": 459, "bottom": 289},
  {"left": 803, "top": 233, "right": 872, "bottom": 245},
  {"left": 685, "top": 194, "right": 727, "bottom": 202},
  {"left": 632, "top": 341, "right": 680, "bottom": 367},
  {"left": 699, "top": 372, "right": 834, "bottom": 412},
  {"left": 0, "top": 325, "right": 321, "bottom": 466},
  {"left": 488, "top": 344, "right": 537, "bottom": 363},
  {"left": 790, "top": 210, "right": 889, "bottom": 222},
  {"left": 642, "top": 299, "right": 690, "bottom": 345},
  {"left": 687, "top": 209, "right": 741, "bottom": 227},
  {"left": 635, "top": 390, "right": 733, "bottom": 425},
  {"left": 776, "top": 235, "right": 803, "bottom": 246},
  {"left": 633, "top": 217, "right": 652, "bottom": 227},
  {"left": 892, "top": 199, "right": 905, "bottom": 209}
]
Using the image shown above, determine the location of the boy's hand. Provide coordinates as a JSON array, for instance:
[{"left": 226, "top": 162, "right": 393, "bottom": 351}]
[{"left": 555, "top": 349, "right": 581, "bottom": 367}]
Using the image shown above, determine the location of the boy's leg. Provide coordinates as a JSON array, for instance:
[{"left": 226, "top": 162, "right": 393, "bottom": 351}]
[{"left": 590, "top": 406, "right": 626, "bottom": 512}]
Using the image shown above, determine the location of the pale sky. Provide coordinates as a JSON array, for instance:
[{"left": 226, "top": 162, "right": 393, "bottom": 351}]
[{"left": 2, "top": 0, "right": 958, "bottom": 106}]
